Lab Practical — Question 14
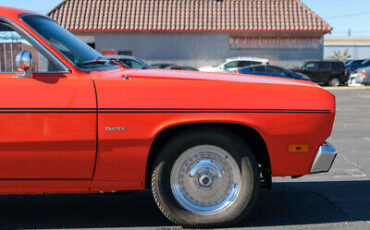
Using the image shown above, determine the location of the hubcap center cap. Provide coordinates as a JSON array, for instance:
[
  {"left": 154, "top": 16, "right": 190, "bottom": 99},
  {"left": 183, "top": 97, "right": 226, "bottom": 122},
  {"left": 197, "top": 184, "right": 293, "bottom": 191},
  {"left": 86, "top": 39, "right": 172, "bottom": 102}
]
[{"left": 199, "top": 173, "right": 213, "bottom": 187}]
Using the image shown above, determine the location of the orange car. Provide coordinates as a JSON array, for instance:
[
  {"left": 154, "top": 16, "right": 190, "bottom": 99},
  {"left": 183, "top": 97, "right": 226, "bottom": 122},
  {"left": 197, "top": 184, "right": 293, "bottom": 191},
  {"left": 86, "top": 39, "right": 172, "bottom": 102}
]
[{"left": 0, "top": 7, "right": 337, "bottom": 227}]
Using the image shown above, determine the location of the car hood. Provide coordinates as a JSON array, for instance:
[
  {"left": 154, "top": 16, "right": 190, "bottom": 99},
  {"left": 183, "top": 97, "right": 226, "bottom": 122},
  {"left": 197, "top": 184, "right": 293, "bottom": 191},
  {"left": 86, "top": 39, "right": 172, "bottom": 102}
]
[
  {"left": 92, "top": 68, "right": 334, "bottom": 114},
  {"left": 93, "top": 68, "right": 317, "bottom": 87}
]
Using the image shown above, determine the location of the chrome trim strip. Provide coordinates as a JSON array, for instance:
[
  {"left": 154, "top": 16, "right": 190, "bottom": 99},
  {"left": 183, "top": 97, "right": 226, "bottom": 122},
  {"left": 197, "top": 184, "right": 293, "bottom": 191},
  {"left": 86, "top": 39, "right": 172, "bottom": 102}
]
[
  {"left": 0, "top": 16, "right": 70, "bottom": 73},
  {"left": 310, "top": 142, "right": 338, "bottom": 174},
  {"left": 0, "top": 108, "right": 331, "bottom": 114}
]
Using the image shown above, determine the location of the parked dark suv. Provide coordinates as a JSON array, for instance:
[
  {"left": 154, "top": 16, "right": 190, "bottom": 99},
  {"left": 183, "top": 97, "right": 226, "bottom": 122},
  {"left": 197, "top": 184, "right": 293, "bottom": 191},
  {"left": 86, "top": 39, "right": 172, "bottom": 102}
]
[{"left": 293, "top": 60, "right": 347, "bottom": 86}]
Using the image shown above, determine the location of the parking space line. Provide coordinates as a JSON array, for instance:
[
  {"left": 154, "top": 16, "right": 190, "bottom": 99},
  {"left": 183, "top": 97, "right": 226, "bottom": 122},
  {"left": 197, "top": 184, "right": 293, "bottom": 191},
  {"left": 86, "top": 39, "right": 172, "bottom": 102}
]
[
  {"left": 325, "top": 86, "right": 370, "bottom": 90},
  {"left": 345, "top": 169, "right": 367, "bottom": 177},
  {"left": 341, "top": 156, "right": 367, "bottom": 172}
]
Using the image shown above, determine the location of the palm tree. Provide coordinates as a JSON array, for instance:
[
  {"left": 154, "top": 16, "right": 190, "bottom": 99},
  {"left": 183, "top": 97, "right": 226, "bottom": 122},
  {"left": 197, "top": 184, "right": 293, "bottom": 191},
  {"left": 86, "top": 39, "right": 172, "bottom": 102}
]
[{"left": 329, "top": 49, "right": 351, "bottom": 62}]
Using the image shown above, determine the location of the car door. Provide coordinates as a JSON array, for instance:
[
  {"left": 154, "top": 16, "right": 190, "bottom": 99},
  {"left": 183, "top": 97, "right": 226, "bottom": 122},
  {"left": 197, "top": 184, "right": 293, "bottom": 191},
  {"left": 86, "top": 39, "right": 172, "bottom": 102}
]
[
  {"left": 252, "top": 65, "right": 267, "bottom": 76},
  {"left": 303, "top": 62, "right": 320, "bottom": 83},
  {"left": 331, "top": 62, "right": 346, "bottom": 82},
  {"left": 265, "top": 66, "right": 286, "bottom": 78},
  {"left": 317, "top": 62, "right": 331, "bottom": 83},
  {"left": 0, "top": 21, "right": 97, "bottom": 179}
]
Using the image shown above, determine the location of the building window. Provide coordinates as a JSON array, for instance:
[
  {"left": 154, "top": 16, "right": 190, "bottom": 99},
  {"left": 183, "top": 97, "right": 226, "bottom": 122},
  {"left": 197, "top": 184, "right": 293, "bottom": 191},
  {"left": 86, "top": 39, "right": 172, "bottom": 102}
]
[{"left": 118, "top": 51, "right": 133, "bottom": 56}]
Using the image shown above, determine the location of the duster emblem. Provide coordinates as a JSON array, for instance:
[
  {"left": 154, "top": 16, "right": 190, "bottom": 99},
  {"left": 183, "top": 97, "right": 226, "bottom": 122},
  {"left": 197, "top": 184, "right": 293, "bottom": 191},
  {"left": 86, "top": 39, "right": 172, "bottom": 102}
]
[{"left": 105, "top": 126, "right": 126, "bottom": 132}]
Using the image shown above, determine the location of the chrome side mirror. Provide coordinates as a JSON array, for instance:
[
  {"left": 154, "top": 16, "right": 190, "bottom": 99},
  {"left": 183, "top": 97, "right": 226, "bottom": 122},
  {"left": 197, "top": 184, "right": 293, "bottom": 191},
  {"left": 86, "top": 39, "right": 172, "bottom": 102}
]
[{"left": 14, "top": 51, "right": 33, "bottom": 78}]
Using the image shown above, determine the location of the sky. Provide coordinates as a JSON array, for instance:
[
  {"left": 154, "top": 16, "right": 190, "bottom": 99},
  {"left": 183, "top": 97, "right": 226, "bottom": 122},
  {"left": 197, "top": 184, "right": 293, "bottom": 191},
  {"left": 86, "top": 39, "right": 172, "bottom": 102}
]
[
  {"left": 0, "top": 0, "right": 370, "bottom": 37},
  {"left": 301, "top": 0, "right": 370, "bottom": 37}
]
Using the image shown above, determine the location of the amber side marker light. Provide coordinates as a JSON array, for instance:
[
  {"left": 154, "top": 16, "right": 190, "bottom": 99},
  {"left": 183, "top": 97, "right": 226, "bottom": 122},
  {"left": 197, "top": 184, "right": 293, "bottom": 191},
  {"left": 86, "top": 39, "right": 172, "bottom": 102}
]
[{"left": 289, "top": 144, "right": 309, "bottom": 153}]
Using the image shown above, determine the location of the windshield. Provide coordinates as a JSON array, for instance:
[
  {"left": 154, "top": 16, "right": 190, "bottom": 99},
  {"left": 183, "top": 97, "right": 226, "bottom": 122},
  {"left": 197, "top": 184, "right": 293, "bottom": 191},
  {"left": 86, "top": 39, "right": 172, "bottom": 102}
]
[{"left": 22, "top": 15, "right": 118, "bottom": 70}]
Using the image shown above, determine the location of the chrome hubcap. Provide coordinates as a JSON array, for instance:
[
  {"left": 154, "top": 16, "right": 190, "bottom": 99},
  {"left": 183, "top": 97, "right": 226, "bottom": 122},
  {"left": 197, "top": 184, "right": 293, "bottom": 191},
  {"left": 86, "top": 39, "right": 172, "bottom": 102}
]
[
  {"left": 331, "top": 78, "right": 340, "bottom": 86},
  {"left": 170, "top": 145, "right": 241, "bottom": 215}
]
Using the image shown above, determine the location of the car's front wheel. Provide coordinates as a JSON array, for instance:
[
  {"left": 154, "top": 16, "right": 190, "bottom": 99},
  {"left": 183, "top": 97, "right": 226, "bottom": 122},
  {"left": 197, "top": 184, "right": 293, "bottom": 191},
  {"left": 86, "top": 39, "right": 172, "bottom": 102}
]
[{"left": 151, "top": 127, "right": 260, "bottom": 227}]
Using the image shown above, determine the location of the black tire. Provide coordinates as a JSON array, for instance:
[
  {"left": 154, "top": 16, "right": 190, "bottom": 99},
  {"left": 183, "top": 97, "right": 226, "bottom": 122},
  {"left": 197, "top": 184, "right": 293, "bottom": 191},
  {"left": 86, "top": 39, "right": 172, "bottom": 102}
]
[
  {"left": 151, "top": 126, "right": 260, "bottom": 227},
  {"left": 329, "top": 77, "right": 340, "bottom": 87}
]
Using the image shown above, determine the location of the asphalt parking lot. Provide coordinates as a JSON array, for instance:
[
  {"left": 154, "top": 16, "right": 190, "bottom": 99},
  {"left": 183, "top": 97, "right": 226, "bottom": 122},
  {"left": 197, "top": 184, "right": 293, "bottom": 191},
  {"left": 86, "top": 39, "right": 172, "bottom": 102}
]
[{"left": 0, "top": 88, "right": 369, "bottom": 230}]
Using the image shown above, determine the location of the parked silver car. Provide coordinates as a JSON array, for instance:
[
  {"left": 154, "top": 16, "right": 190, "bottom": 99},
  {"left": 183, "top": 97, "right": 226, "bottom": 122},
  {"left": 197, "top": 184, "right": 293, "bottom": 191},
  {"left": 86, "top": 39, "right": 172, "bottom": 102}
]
[
  {"left": 348, "top": 66, "right": 370, "bottom": 86},
  {"left": 199, "top": 57, "right": 269, "bottom": 73}
]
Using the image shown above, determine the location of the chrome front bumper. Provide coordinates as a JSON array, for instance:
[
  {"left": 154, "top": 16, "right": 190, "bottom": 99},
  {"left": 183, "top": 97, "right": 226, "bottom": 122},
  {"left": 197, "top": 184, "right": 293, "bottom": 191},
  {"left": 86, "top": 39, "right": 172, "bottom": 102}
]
[{"left": 310, "top": 142, "right": 337, "bottom": 174}]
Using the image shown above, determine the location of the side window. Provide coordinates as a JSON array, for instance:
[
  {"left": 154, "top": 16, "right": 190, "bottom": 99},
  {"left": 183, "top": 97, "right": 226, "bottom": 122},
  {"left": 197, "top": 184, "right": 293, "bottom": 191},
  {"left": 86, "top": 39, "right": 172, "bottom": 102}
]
[
  {"left": 237, "top": 61, "right": 251, "bottom": 68},
  {"left": 121, "top": 59, "right": 144, "bottom": 69},
  {"left": 237, "top": 61, "right": 262, "bottom": 68},
  {"left": 0, "top": 22, "right": 60, "bottom": 73},
  {"left": 170, "top": 66, "right": 182, "bottom": 70},
  {"left": 254, "top": 66, "right": 266, "bottom": 72},
  {"left": 331, "top": 62, "right": 344, "bottom": 71},
  {"left": 318, "top": 62, "right": 330, "bottom": 71},
  {"left": 224, "top": 61, "right": 238, "bottom": 69},
  {"left": 305, "top": 62, "right": 318, "bottom": 71},
  {"left": 266, "top": 66, "right": 283, "bottom": 74},
  {"left": 250, "top": 61, "right": 261, "bottom": 65}
]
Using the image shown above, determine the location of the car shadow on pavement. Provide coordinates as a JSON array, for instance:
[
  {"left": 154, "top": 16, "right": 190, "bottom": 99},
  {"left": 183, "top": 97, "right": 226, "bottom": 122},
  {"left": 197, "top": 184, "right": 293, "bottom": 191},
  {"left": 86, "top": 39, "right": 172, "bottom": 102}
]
[
  {"left": 0, "top": 180, "right": 368, "bottom": 229},
  {"left": 239, "top": 180, "right": 370, "bottom": 228}
]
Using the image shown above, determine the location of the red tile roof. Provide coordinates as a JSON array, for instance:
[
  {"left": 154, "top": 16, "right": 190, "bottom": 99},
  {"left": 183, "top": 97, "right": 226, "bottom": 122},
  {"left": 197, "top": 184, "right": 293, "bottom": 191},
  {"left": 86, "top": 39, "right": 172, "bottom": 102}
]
[{"left": 48, "top": 0, "right": 332, "bottom": 33}]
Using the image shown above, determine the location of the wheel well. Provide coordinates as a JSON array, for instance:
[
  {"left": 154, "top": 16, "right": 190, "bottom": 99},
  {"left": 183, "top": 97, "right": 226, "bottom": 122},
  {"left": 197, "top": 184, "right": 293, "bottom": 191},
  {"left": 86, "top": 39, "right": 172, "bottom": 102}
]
[
  {"left": 145, "top": 123, "right": 272, "bottom": 189},
  {"left": 330, "top": 75, "right": 343, "bottom": 81}
]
